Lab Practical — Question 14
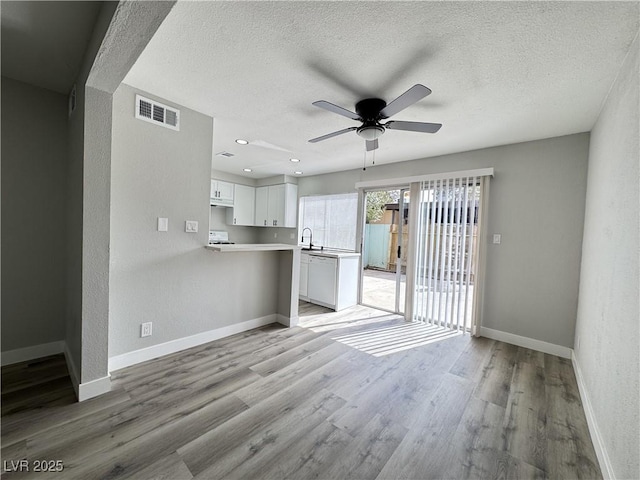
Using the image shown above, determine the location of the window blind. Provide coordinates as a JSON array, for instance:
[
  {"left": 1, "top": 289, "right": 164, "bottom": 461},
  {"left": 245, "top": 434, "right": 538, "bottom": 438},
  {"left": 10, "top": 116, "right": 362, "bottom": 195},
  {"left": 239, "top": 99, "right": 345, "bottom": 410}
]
[{"left": 298, "top": 193, "right": 358, "bottom": 251}]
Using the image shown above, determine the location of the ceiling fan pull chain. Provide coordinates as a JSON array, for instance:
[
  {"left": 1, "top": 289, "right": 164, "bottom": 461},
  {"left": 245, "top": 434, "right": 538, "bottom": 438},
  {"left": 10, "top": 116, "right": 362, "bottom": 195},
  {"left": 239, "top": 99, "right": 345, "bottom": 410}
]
[
  {"left": 362, "top": 148, "right": 367, "bottom": 171},
  {"left": 372, "top": 148, "right": 376, "bottom": 165}
]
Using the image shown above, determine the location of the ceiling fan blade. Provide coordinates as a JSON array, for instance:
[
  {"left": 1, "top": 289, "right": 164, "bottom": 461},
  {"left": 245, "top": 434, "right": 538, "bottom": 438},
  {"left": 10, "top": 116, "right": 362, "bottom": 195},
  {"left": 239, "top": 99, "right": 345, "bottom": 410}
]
[
  {"left": 366, "top": 139, "right": 379, "bottom": 151},
  {"left": 308, "top": 126, "right": 357, "bottom": 143},
  {"left": 385, "top": 120, "right": 442, "bottom": 133},
  {"left": 312, "top": 100, "right": 361, "bottom": 120},
  {"left": 379, "top": 84, "right": 432, "bottom": 118}
]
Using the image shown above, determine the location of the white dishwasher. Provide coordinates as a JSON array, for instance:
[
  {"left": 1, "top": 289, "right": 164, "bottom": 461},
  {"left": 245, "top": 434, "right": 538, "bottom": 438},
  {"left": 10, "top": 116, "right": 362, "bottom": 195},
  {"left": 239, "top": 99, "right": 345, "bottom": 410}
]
[{"left": 307, "top": 255, "right": 337, "bottom": 307}]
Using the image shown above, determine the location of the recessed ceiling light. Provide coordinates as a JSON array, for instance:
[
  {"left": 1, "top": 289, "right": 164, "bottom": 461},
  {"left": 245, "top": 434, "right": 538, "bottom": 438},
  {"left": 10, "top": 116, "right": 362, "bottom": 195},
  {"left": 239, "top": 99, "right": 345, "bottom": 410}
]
[
  {"left": 294, "top": 171, "right": 303, "bottom": 175},
  {"left": 243, "top": 168, "right": 252, "bottom": 172},
  {"left": 290, "top": 158, "right": 300, "bottom": 163},
  {"left": 235, "top": 139, "right": 249, "bottom": 145}
]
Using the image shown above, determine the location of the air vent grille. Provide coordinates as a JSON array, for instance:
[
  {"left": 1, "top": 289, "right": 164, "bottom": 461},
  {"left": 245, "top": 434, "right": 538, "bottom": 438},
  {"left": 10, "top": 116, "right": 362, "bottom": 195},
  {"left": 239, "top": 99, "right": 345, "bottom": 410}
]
[
  {"left": 216, "top": 151, "right": 235, "bottom": 158},
  {"left": 135, "top": 95, "right": 180, "bottom": 131},
  {"left": 165, "top": 109, "right": 178, "bottom": 127},
  {"left": 139, "top": 99, "right": 152, "bottom": 119}
]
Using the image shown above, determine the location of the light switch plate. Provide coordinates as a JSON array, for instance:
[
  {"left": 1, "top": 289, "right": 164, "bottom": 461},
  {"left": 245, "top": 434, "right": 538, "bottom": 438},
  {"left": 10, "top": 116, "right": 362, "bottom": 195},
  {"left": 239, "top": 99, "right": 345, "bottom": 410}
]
[
  {"left": 493, "top": 234, "right": 502, "bottom": 244},
  {"left": 158, "top": 217, "right": 168, "bottom": 232},
  {"left": 185, "top": 220, "right": 198, "bottom": 233}
]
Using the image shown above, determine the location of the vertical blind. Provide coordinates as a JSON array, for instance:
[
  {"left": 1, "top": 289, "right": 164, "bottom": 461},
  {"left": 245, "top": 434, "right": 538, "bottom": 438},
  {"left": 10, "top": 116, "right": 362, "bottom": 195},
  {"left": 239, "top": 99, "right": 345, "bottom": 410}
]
[
  {"left": 298, "top": 193, "right": 358, "bottom": 250},
  {"left": 413, "top": 176, "right": 481, "bottom": 332}
]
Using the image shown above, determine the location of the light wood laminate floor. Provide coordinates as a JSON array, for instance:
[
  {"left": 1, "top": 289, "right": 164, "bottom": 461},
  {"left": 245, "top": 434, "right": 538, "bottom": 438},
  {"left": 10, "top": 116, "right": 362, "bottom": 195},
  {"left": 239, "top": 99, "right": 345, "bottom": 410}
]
[{"left": 1, "top": 303, "right": 601, "bottom": 479}]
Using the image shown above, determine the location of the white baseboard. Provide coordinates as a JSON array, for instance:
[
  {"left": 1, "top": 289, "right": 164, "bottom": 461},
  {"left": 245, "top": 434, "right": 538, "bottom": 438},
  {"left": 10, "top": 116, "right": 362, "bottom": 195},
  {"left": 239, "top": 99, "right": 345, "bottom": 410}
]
[
  {"left": 63, "top": 342, "right": 81, "bottom": 398},
  {"left": 1, "top": 341, "right": 111, "bottom": 402},
  {"left": 1, "top": 341, "right": 65, "bottom": 366},
  {"left": 78, "top": 374, "right": 112, "bottom": 402},
  {"left": 62, "top": 342, "right": 111, "bottom": 402},
  {"left": 479, "top": 327, "right": 572, "bottom": 359},
  {"left": 277, "top": 314, "right": 298, "bottom": 327},
  {"left": 571, "top": 351, "right": 615, "bottom": 479},
  {"left": 108, "top": 314, "right": 277, "bottom": 372}
]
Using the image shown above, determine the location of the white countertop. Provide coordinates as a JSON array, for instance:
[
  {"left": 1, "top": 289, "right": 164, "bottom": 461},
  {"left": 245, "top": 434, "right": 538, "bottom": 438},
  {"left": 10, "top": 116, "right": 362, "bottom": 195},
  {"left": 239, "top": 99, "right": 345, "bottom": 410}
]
[{"left": 206, "top": 243, "right": 301, "bottom": 252}]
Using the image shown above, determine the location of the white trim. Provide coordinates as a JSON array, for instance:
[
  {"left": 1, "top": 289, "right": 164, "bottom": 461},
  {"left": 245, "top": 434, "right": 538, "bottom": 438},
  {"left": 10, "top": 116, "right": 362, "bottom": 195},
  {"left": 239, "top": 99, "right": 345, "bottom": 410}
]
[
  {"left": 479, "top": 327, "right": 571, "bottom": 359},
  {"left": 277, "top": 314, "right": 298, "bottom": 327},
  {"left": 78, "top": 375, "right": 112, "bottom": 402},
  {"left": 1, "top": 341, "right": 65, "bottom": 366},
  {"left": 63, "top": 342, "right": 81, "bottom": 398},
  {"left": 472, "top": 176, "right": 491, "bottom": 337},
  {"left": 571, "top": 350, "right": 615, "bottom": 479},
  {"left": 355, "top": 168, "right": 494, "bottom": 190},
  {"left": 108, "top": 314, "right": 277, "bottom": 372}
]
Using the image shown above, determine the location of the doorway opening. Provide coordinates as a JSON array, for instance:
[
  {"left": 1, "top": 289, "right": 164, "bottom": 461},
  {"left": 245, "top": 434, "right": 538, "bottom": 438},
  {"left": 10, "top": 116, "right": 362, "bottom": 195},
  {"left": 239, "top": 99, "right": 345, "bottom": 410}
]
[{"left": 361, "top": 188, "right": 409, "bottom": 314}]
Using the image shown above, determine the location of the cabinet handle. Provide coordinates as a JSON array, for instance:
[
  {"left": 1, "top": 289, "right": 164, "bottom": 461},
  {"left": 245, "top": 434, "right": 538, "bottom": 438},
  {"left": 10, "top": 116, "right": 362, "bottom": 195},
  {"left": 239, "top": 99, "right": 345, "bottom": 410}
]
[
  {"left": 264, "top": 220, "right": 267, "bottom": 226},
  {"left": 234, "top": 218, "right": 237, "bottom": 225}
]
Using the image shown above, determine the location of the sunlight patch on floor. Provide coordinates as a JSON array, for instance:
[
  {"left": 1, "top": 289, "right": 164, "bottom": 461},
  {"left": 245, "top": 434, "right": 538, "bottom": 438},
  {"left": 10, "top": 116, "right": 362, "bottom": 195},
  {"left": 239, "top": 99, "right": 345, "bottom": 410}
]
[{"left": 331, "top": 321, "right": 463, "bottom": 356}]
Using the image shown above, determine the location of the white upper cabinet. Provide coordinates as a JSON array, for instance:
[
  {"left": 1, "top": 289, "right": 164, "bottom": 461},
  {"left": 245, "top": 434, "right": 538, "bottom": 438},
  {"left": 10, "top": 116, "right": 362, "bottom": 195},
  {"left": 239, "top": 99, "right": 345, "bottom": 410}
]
[
  {"left": 254, "top": 186, "right": 270, "bottom": 227},
  {"left": 210, "top": 179, "right": 234, "bottom": 205},
  {"left": 254, "top": 184, "right": 297, "bottom": 228},
  {"left": 226, "top": 184, "right": 255, "bottom": 226}
]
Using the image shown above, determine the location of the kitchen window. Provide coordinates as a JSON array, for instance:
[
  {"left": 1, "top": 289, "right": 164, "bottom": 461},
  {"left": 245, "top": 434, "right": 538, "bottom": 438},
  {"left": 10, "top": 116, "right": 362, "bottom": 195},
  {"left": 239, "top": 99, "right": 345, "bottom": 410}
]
[{"left": 298, "top": 193, "right": 358, "bottom": 251}]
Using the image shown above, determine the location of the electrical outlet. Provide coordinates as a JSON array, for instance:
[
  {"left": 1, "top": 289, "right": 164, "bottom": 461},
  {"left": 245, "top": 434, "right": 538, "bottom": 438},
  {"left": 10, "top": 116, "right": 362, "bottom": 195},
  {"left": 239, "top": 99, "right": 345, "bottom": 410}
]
[
  {"left": 157, "top": 217, "right": 168, "bottom": 232},
  {"left": 290, "top": 233, "right": 295, "bottom": 239},
  {"left": 492, "top": 234, "right": 502, "bottom": 244},
  {"left": 185, "top": 220, "right": 198, "bottom": 233},
  {"left": 141, "top": 322, "right": 152, "bottom": 337},
  {"left": 274, "top": 232, "right": 278, "bottom": 238}
]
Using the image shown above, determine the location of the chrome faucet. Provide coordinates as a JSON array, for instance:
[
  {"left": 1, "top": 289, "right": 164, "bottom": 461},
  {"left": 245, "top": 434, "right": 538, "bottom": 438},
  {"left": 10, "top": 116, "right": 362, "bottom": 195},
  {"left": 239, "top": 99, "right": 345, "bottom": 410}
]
[{"left": 301, "top": 227, "right": 313, "bottom": 249}]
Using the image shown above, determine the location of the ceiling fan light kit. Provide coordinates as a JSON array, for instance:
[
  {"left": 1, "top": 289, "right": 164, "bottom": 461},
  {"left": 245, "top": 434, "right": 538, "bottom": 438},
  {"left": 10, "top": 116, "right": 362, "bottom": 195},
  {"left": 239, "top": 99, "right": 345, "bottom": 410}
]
[
  {"left": 356, "top": 124, "right": 385, "bottom": 141},
  {"left": 309, "top": 84, "right": 442, "bottom": 155}
]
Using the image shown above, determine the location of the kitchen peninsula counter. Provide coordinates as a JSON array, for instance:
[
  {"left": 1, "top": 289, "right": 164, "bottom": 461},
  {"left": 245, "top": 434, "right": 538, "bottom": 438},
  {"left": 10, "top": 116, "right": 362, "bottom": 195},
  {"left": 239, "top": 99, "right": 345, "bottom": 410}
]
[{"left": 205, "top": 243, "right": 301, "bottom": 327}]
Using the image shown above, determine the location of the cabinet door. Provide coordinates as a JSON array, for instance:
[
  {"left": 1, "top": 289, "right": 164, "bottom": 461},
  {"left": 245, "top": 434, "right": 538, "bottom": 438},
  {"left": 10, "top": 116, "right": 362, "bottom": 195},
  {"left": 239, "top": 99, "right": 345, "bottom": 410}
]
[
  {"left": 226, "top": 184, "right": 255, "bottom": 226},
  {"left": 210, "top": 180, "right": 217, "bottom": 200},
  {"left": 299, "top": 261, "right": 309, "bottom": 298},
  {"left": 283, "top": 184, "right": 298, "bottom": 228},
  {"left": 267, "top": 184, "right": 285, "bottom": 227},
  {"left": 254, "top": 186, "right": 269, "bottom": 227},
  {"left": 216, "top": 181, "right": 234, "bottom": 203}
]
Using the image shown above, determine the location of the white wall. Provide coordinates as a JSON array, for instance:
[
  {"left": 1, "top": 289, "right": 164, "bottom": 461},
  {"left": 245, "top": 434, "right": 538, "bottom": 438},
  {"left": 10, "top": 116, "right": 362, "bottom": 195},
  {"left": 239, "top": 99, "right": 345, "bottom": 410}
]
[
  {"left": 298, "top": 133, "right": 590, "bottom": 348},
  {"left": 1, "top": 77, "right": 69, "bottom": 351},
  {"left": 574, "top": 31, "right": 639, "bottom": 480},
  {"left": 109, "top": 84, "right": 280, "bottom": 358}
]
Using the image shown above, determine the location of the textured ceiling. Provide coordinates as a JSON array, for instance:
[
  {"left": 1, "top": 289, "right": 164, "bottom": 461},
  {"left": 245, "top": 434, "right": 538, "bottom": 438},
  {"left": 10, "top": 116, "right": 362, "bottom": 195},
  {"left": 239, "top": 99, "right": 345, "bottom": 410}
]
[
  {"left": 123, "top": 2, "right": 639, "bottom": 179},
  {"left": 1, "top": 1, "right": 103, "bottom": 94}
]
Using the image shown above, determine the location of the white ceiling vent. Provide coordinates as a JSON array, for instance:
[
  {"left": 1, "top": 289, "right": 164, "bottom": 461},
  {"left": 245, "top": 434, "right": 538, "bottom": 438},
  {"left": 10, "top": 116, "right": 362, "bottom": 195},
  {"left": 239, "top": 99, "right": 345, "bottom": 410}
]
[
  {"left": 135, "top": 94, "right": 180, "bottom": 131},
  {"left": 216, "top": 151, "right": 235, "bottom": 158}
]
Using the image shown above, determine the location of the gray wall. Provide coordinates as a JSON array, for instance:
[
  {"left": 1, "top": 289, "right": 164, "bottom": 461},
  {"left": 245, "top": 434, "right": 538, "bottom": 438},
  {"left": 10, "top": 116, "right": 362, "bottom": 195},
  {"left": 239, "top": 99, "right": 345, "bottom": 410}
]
[
  {"left": 574, "top": 32, "right": 639, "bottom": 479},
  {"left": 1, "top": 77, "right": 69, "bottom": 351},
  {"left": 298, "top": 133, "right": 590, "bottom": 348},
  {"left": 64, "top": 1, "right": 119, "bottom": 382},
  {"left": 109, "top": 84, "right": 279, "bottom": 357}
]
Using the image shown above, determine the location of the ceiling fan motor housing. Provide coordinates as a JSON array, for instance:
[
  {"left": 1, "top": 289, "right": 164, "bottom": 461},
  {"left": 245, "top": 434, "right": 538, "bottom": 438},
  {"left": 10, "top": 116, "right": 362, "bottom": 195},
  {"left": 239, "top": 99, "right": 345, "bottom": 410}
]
[{"left": 355, "top": 98, "right": 387, "bottom": 120}]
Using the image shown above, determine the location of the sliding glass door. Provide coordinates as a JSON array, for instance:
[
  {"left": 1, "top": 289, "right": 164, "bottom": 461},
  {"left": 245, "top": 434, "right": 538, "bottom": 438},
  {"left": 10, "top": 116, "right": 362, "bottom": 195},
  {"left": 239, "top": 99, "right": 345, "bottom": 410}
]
[{"left": 361, "top": 188, "right": 409, "bottom": 314}]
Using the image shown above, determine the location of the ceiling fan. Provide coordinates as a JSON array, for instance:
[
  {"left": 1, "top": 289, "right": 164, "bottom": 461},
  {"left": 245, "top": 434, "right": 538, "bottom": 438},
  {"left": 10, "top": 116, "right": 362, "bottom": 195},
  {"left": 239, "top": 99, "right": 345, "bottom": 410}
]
[{"left": 308, "top": 84, "right": 442, "bottom": 151}]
